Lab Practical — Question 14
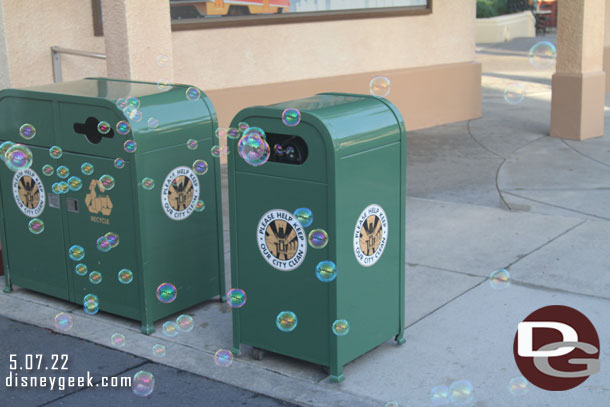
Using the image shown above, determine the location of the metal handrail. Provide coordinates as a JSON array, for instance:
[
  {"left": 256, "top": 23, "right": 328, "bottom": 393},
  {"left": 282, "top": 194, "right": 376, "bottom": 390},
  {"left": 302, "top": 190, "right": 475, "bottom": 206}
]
[{"left": 51, "top": 46, "right": 106, "bottom": 83}]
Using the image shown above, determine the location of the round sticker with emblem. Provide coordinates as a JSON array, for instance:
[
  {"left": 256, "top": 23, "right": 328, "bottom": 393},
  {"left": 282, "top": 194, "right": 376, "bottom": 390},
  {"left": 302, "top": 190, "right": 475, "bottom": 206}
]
[
  {"left": 161, "top": 166, "right": 200, "bottom": 221},
  {"left": 353, "top": 204, "right": 388, "bottom": 267},
  {"left": 257, "top": 209, "right": 307, "bottom": 271},
  {"left": 12, "top": 169, "right": 45, "bottom": 218}
]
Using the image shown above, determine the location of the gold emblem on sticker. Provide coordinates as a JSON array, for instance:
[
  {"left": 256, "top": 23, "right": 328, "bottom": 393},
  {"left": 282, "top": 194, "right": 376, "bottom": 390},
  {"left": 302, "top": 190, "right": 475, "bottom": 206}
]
[
  {"left": 359, "top": 215, "right": 383, "bottom": 256},
  {"left": 265, "top": 220, "right": 298, "bottom": 261},
  {"left": 168, "top": 175, "right": 194, "bottom": 212},
  {"left": 18, "top": 175, "right": 40, "bottom": 209}
]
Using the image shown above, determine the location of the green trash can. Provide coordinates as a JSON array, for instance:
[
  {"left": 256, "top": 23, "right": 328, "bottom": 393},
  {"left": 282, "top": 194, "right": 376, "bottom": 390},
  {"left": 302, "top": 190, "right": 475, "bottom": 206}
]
[
  {"left": 228, "top": 93, "right": 406, "bottom": 382},
  {"left": 0, "top": 78, "right": 225, "bottom": 334}
]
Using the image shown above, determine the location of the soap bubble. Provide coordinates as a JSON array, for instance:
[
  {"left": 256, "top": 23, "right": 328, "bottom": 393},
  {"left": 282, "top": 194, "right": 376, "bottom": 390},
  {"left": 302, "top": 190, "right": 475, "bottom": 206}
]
[
  {"left": 308, "top": 229, "right": 328, "bottom": 249},
  {"left": 430, "top": 385, "right": 450, "bottom": 405},
  {"left": 42, "top": 164, "right": 54, "bottom": 176},
  {"left": 282, "top": 108, "right": 301, "bottom": 127},
  {"left": 316, "top": 260, "right": 337, "bottom": 283},
  {"left": 99, "top": 174, "right": 116, "bottom": 190},
  {"left": 123, "top": 140, "right": 136, "bottom": 153},
  {"left": 141, "top": 177, "right": 155, "bottom": 190},
  {"left": 193, "top": 160, "right": 208, "bottom": 175},
  {"left": 449, "top": 380, "right": 474, "bottom": 405},
  {"left": 238, "top": 122, "right": 249, "bottom": 132},
  {"left": 176, "top": 314, "right": 194, "bottom": 332},
  {"left": 332, "top": 319, "right": 350, "bottom": 336},
  {"left": 58, "top": 181, "right": 69, "bottom": 194},
  {"left": 96, "top": 236, "right": 111, "bottom": 252},
  {"left": 385, "top": 402, "right": 399, "bottom": 407},
  {"left": 105, "top": 232, "right": 119, "bottom": 248},
  {"left": 157, "top": 79, "right": 171, "bottom": 91},
  {"left": 69, "top": 245, "right": 85, "bottom": 261},
  {"left": 75, "top": 263, "right": 88, "bottom": 276},
  {"left": 187, "top": 139, "right": 198, "bottom": 150},
  {"left": 152, "top": 344, "right": 166, "bottom": 357},
  {"left": 226, "top": 288, "right": 246, "bottom": 308},
  {"left": 504, "top": 82, "right": 526, "bottom": 105},
  {"left": 116, "top": 120, "right": 130, "bottom": 135},
  {"left": 157, "top": 282, "right": 177, "bottom": 303},
  {"left": 97, "top": 121, "right": 111, "bottom": 135},
  {"left": 52, "top": 183, "right": 62, "bottom": 194},
  {"left": 113, "top": 157, "right": 125, "bottom": 169},
  {"left": 5, "top": 144, "right": 33, "bottom": 171},
  {"left": 214, "top": 349, "right": 233, "bottom": 367},
  {"left": 116, "top": 98, "right": 127, "bottom": 110},
  {"left": 238, "top": 128, "right": 270, "bottom": 167},
  {"left": 294, "top": 208, "right": 313, "bottom": 227},
  {"left": 126, "top": 96, "right": 140, "bottom": 109},
  {"left": 147, "top": 117, "right": 159, "bottom": 129},
  {"left": 508, "top": 376, "right": 528, "bottom": 396},
  {"left": 83, "top": 294, "right": 99, "bottom": 315},
  {"left": 211, "top": 145, "right": 229, "bottom": 157},
  {"left": 276, "top": 311, "right": 297, "bottom": 332},
  {"left": 274, "top": 144, "right": 284, "bottom": 156},
  {"left": 118, "top": 269, "right": 133, "bottom": 284},
  {"left": 28, "top": 218, "right": 44, "bottom": 235},
  {"left": 370, "top": 76, "right": 391, "bottom": 97},
  {"left": 19, "top": 123, "right": 36, "bottom": 140},
  {"left": 227, "top": 128, "right": 241, "bottom": 139},
  {"left": 54, "top": 313, "right": 73, "bottom": 331},
  {"left": 0, "top": 141, "right": 14, "bottom": 162},
  {"left": 156, "top": 54, "right": 169, "bottom": 67},
  {"left": 162, "top": 321, "right": 179, "bottom": 337},
  {"left": 132, "top": 371, "right": 155, "bottom": 397},
  {"left": 111, "top": 333, "right": 125, "bottom": 347},
  {"left": 89, "top": 271, "right": 102, "bottom": 284},
  {"left": 123, "top": 106, "right": 142, "bottom": 122},
  {"left": 68, "top": 176, "right": 82, "bottom": 191},
  {"left": 56, "top": 165, "right": 69, "bottom": 179},
  {"left": 81, "top": 162, "right": 94, "bottom": 175},
  {"left": 186, "top": 87, "right": 201, "bottom": 101},
  {"left": 194, "top": 200, "right": 205, "bottom": 212},
  {"left": 529, "top": 41, "right": 556, "bottom": 69},
  {"left": 215, "top": 128, "right": 227, "bottom": 140},
  {"left": 489, "top": 268, "right": 511, "bottom": 289},
  {"left": 49, "top": 145, "right": 63, "bottom": 159}
]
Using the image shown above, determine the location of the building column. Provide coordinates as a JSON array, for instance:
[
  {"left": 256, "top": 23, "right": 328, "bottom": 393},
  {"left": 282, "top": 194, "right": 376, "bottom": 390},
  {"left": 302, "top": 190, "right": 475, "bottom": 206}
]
[
  {"left": 0, "top": 1, "right": 11, "bottom": 89},
  {"left": 101, "top": 0, "right": 174, "bottom": 82},
  {"left": 604, "top": 0, "right": 610, "bottom": 92},
  {"left": 551, "top": 0, "right": 606, "bottom": 140}
]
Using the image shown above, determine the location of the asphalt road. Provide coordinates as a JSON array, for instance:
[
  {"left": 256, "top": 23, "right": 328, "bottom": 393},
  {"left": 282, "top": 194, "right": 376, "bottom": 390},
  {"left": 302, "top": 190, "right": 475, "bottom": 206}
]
[{"left": 0, "top": 315, "right": 297, "bottom": 407}]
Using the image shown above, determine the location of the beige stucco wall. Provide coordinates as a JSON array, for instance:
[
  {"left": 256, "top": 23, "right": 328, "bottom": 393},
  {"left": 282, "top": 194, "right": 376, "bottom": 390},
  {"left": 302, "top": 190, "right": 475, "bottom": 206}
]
[
  {"left": 0, "top": 2, "right": 10, "bottom": 89},
  {"left": 1, "top": 0, "right": 106, "bottom": 88},
  {"left": 172, "top": 0, "right": 476, "bottom": 90}
]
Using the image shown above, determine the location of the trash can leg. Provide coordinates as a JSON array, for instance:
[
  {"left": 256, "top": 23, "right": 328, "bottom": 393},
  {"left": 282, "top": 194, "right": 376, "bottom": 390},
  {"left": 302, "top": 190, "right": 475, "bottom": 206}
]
[
  {"left": 141, "top": 321, "right": 155, "bottom": 335},
  {"left": 329, "top": 364, "right": 344, "bottom": 383},
  {"left": 3, "top": 269, "right": 12, "bottom": 293},
  {"left": 395, "top": 332, "right": 406, "bottom": 345}
]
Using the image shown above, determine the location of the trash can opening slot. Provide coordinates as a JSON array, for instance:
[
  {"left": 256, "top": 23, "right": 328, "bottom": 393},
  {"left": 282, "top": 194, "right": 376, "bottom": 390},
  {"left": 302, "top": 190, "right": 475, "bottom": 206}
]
[{"left": 266, "top": 133, "right": 308, "bottom": 165}]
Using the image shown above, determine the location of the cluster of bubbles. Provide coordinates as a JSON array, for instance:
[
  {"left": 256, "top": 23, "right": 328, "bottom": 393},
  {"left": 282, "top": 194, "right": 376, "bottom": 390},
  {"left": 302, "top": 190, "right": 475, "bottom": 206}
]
[
  {"left": 83, "top": 294, "right": 99, "bottom": 315},
  {"left": 193, "top": 159, "right": 208, "bottom": 175},
  {"left": 152, "top": 344, "right": 166, "bottom": 358},
  {"left": 141, "top": 177, "right": 155, "bottom": 191},
  {"left": 118, "top": 268, "right": 134, "bottom": 284},
  {"left": 122, "top": 97, "right": 143, "bottom": 123},
  {"left": 504, "top": 82, "right": 526, "bottom": 105},
  {"left": 111, "top": 332, "right": 126, "bottom": 347},
  {"left": 4, "top": 143, "right": 33, "bottom": 171},
  {"left": 81, "top": 162, "right": 94, "bottom": 176},
  {"left": 226, "top": 288, "right": 247, "bottom": 308},
  {"left": 489, "top": 268, "right": 511, "bottom": 289},
  {"left": 156, "top": 282, "right": 177, "bottom": 303},
  {"left": 132, "top": 371, "right": 155, "bottom": 397},
  {"left": 332, "top": 319, "right": 350, "bottom": 336},
  {"left": 96, "top": 231, "right": 120, "bottom": 252},
  {"left": 161, "top": 314, "right": 193, "bottom": 337},
  {"left": 431, "top": 380, "right": 473, "bottom": 406},
  {"left": 238, "top": 127, "right": 270, "bottom": 167},
  {"left": 370, "top": 76, "right": 391, "bottom": 97},
  {"left": 276, "top": 311, "right": 298, "bottom": 332},
  {"left": 52, "top": 181, "right": 69, "bottom": 195},
  {"left": 308, "top": 229, "right": 328, "bottom": 249},
  {"left": 508, "top": 375, "right": 528, "bottom": 396},
  {"left": 529, "top": 41, "right": 556, "bottom": 70},
  {"left": 214, "top": 349, "right": 233, "bottom": 367},
  {"left": 28, "top": 218, "right": 45, "bottom": 235},
  {"left": 54, "top": 312, "right": 73, "bottom": 332}
]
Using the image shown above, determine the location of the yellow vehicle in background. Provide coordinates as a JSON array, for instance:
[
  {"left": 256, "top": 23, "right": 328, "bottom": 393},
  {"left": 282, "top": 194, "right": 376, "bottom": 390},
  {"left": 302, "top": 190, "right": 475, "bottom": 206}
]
[{"left": 170, "top": 0, "right": 290, "bottom": 19}]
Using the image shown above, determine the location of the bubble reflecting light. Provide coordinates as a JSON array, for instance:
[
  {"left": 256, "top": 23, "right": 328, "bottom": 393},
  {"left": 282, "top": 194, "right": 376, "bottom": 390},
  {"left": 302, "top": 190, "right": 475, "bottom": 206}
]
[
  {"left": 508, "top": 376, "right": 528, "bottom": 396},
  {"left": 19, "top": 124, "right": 36, "bottom": 140},
  {"left": 28, "top": 218, "right": 44, "bottom": 235},
  {"left": 308, "top": 229, "right": 328, "bottom": 249},
  {"left": 116, "top": 121, "right": 130, "bottom": 135},
  {"left": 282, "top": 108, "right": 301, "bottom": 127},
  {"left": 449, "top": 380, "right": 474, "bottom": 406},
  {"left": 187, "top": 139, "right": 198, "bottom": 150},
  {"left": 162, "top": 321, "right": 179, "bottom": 337},
  {"left": 157, "top": 283, "right": 177, "bottom": 303},
  {"left": 5, "top": 144, "right": 33, "bottom": 171},
  {"left": 489, "top": 268, "right": 511, "bottom": 289},
  {"left": 276, "top": 311, "right": 297, "bottom": 332},
  {"left": 118, "top": 269, "right": 133, "bottom": 284},
  {"left": 316, "top": 260, "right": 337, "bottom": 283},
  {"left": 132, "top": 371, "right": 155, "bottom": 397},
  {"left": 332, "top": 319, "right": 350, "bottom": 336},
  {"left": 69, "top": 245, "right": 85, "bottom": 261},
  {"left": 226, "top": 288, "right": 246, "bottom": 308},
  {"left": 193, "top": 160, "right": 208, "bottom": 175},
  {"left": 141, "top": 177, "right": 155, "bottom": 190},
  {"left": 214, "top": 349, "right": 233, "bottom": 367},
  {"left": 54, "top": 312, "right": 73, "bottom": 332},
  {"left": 97, "top": 121, "right": 111, "bottom": 135},
  {"left": 49, "top": 145, "right": 63, "bottom": 159},
  {"left": 294, "top": 208, "right": 313, "bottom": 228},
  {"left": 42, "top": 164, "right": 54, "bottom": 176},
  {"left": 81, "top": 162, "right": 94, "bottom": 176},
  {"left": 529, "top": 41, "right": 557, "bottom": 69},
  {"left": 75, "top": 263, "right": 88, "bottom": 276},
  {"left": 152, "top": 344, "right": 166, "bottom": 357},
  {"left": 370, "top": 76, "right": 391, "bottom": 97},
  {"left": 238, "top": 128, "right": 270, "bottom": 167},
  {"left": 176, "top": 314, "right": 194, "bottom": 332},
  {"left": 111, "top": 333, "right": 126, "bottom": 347},
  {"left": 89, "top": 271, "right": 102, "bottom": 284},
  {"left": 430, "top": 385, "right": 450, "bottom": 406},
  {"left": 504, "top": 82, "right": 526, "bottom": 105}
]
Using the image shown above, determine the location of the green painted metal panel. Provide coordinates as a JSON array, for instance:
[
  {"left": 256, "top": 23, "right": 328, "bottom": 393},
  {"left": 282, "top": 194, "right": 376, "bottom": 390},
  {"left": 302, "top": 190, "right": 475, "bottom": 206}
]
[
  {"left": 228, "top": 93, "right": 406, "bottom": 382},
  {"left": 0, "top": 78, "right": 225, "bottom": 334}
]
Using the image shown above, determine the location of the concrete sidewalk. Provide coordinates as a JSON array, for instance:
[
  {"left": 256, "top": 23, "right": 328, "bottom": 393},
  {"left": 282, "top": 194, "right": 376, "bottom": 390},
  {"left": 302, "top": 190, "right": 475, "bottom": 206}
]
[{"left": 1, "top": 34, "right": 609, "bottom": 406}]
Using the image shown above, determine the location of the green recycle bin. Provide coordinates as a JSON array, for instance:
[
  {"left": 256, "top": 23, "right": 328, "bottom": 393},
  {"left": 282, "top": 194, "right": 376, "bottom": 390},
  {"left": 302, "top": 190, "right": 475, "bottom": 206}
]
[
  {"left": 0, "top": 78, "right": 225, "bottom": 334},
  {"left": 227, "top": 93, "right": 406, "bottom": 382}
]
